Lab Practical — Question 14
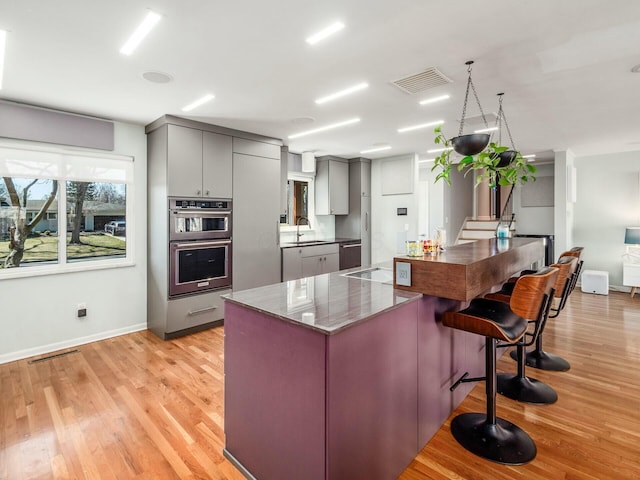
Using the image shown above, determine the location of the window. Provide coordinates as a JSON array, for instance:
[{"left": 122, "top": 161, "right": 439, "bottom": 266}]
[{"left": 0, "top": 143, "right": 134, "bottom": 276}]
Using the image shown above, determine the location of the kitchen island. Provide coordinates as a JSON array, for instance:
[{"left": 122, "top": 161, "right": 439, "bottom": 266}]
[{"left": 223, "top": 238, "right": 544, "bottom": 480}]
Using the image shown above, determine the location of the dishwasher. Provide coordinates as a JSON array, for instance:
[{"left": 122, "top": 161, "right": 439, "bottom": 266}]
[{"left": 339, "top": 241, "right": 361, "bottom": 270}]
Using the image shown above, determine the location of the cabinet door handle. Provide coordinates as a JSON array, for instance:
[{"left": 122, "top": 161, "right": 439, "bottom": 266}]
[
  {"left": 365, "top": 212, "right": 369, "bottom": 231},
  {"left": 187, "top": 305, "right": 217, "bottom": 316},
  {"left": 205, "top": 190, "right": 210, "bottom": 196},
  {"left": 196, "top": 190, "right": 201, "bottom": 196}
]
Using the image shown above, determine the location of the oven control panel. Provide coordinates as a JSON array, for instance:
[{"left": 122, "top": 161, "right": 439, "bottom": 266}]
[{"left": 170, "top": 198, "right": 231, "bottom": 210}]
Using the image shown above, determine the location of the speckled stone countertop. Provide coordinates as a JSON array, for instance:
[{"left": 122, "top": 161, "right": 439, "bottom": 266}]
[{"left": 223, "top": 264, "right": 422, "bottom": 335}]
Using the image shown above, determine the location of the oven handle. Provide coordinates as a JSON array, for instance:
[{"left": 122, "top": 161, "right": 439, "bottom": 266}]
[
  {"left": 172, "top": 210, "right": 232, "bottom": 216},
  {"left": 187, "top": 305, "right": 218, "bottom": 316},
  {"left": 171, "top": 240, "right": 231, "bottom": 249}
]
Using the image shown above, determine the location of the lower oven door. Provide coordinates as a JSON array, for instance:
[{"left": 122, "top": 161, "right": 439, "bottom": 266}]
[{"left": 169, "top": 240, "right": 232, "bottom": 297}]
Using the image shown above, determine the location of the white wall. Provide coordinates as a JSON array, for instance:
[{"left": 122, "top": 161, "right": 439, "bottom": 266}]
[
  {"left": 0, "top": 121, "right": 147, "bottom": 363},
  {"left": 513, "top": 162, "right": 555, "bottom": 235},
  {"left": 371, "top": 154, "right": 420, "bottom": 263},
  {"left": 573, "top": 150, "right": 640, "bottom": 288}
]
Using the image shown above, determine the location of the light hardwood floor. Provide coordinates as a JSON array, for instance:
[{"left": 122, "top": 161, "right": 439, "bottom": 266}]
[{"left": 1, "top": 290, "right": 639, "bottom": 479}]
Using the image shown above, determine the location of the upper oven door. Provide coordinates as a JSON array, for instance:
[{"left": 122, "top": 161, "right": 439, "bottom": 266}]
[{"left": 169, "top": 209, "right": 231, "bottom": 241}]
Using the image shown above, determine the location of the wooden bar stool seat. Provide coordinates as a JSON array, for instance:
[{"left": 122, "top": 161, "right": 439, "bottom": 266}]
[
  {"left": 516, "top": 254, "right": 580, "bottom": 371},
  {"left": 442, "top": 266, "right": 558, "bottom": 465},
  {"left": 485, "top": 261, "right": 564, "bottom": 404}
]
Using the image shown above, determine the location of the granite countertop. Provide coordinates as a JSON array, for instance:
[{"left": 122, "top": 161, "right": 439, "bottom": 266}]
[{"left": 224, "top": 264, "right": 421, "bottom": 335}]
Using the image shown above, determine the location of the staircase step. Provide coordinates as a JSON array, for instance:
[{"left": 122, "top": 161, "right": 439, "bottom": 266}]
[
  {"left": 460, "top": 229, "right": 498, "bottom": 240},
  {"left": 465, "top": 220, "right": 516, "bottom": 230}
]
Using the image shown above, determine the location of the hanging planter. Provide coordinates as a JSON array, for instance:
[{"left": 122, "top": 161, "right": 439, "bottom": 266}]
[
  {"left": 432, "top": 87, "right": 537, "bottom": 188},
  {"left": 493, "top": 149, "right": 518, "bottom": 167},
  {"left": 452, "top": 133, "right": 490, "bottom": 156}
]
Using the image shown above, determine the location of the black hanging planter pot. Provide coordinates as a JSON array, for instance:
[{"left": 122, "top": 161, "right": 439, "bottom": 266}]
[
  {"left": 451, "top": 133, "right": 490, "bottom": 156},
  {"left": 493, "top": 150, "right": 518, "bottom": 167}
]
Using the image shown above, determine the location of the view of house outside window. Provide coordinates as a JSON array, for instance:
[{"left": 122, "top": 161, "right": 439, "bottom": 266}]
[
  {"left": 0, "top": 144, "right": 133, "bottom": 273},
  {"left": 0, "top": 178, "right": 127, "bottom": 268}
]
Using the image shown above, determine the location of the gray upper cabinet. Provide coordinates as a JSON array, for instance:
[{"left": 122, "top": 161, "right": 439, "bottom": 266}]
[
  {"left": 167, "top": 124, "right": 232, "bottom": 198},
  {"left": 335, "top": 158, "right": 372, "bottom": 267},
  {"left": 203, "top": 131, "right": 233, "bottom": 198},
  {"left": 315, "top": 157, "right": 349, "bottom": 215}
]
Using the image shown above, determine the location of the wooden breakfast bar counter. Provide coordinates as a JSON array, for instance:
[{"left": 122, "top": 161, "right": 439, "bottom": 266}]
[{"left": 223, "top": 238, "right": 544, "bottom": 480}]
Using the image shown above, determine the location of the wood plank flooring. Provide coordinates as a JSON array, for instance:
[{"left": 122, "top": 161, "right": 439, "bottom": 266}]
[{"left": 1, "top": 290, "right": 640, "bottom": 479}]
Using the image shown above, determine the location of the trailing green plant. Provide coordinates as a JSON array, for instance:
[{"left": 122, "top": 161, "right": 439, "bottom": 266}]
[{"left": 431, "top": 125, "right": 536, "bottom": 188}]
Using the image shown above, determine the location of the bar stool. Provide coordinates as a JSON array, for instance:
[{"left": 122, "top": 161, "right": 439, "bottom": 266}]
[
  {"left": 487, "top": 261, "right": 560, "bottom": 404},
  {"left": 516, "top": 254, "right": 579, "bottom": 371},
  {"left": 442, "top": 267, "right": 558, "bottom": 465}
]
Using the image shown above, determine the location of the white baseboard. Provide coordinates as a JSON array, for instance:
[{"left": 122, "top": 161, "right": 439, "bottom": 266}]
[{"left": 0, "top": 323, "right": 147, "bottom": 365}]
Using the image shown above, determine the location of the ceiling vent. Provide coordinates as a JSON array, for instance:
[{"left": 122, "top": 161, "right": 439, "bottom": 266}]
[{"left": 391, "top": 67, "right": 452, "bottom": 94}]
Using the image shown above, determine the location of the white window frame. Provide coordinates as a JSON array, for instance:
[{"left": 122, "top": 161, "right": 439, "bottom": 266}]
[{"left": 0, "top": 141, "right": 135, "bottom": 279}]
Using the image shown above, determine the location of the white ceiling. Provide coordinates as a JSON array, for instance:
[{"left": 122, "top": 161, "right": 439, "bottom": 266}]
[{"left": 2, "top": 0, "right": 640, "bottom": 162}]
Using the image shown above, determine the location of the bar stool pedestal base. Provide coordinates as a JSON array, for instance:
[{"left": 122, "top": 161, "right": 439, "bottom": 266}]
[
  {"left": 510, "top": 349, "right": 571, "bottom": 371},
  {"left": 497, "top": 373, "right": 558, "bottom": 404},
  {"left": 450, "top": 413, "right": 537, "bottom": 465}
]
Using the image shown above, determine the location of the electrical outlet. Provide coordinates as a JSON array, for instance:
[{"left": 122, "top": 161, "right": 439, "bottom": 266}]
[{"left": 77, "top": 303, "right": 87, "bottom": 318}]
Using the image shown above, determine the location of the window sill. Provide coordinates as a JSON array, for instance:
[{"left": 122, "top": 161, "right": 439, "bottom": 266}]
[{"left": 0, "top": 257, "right": 136, "bottom": 280}]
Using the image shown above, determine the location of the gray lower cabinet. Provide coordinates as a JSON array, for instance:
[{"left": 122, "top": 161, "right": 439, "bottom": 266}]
[
  {"left": 282, "top": 244, "right": 340, "bottom": 281},
  {"left": 282, "top": 247, "right": 303, "bottom": 281},
  {"left": 233, "top": 151, "right": 281, "bottom": 291},
  {"left": 165, "top": 289, "right": 229, "bottom": 333}
]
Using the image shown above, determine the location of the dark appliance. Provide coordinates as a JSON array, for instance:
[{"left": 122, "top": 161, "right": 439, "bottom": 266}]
[
  {"left": 514, "top": 234, "right": 554, "bottom": 266},
  {"left": 339, "top": 241, "right": 362, "bottom": 270},
  {"left": 169, "top": 197, "right": 232, "bottom": 297}
]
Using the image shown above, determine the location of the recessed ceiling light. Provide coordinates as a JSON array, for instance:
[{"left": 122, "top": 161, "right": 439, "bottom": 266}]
[
  {"left": 427, "top": 147, "right": 452, "bottom": 153},
  {"left": 360, "top": 145, "right": 391, "bottom": 154},
  {"left": 306, "top": 21, "right": 345, "bottom": 45},
  {"left": 474, "top": 126, "right": 498, "bottom": 133},
  {"left": 315, "top": 82, "right": 368, "bottom": 104},
  {"left": 418, "top": 158, "right": 436, "bottom": 163},
  {"left": 419, "top": 94, "right": 450, "bottom": 105},
  {"left": 120, "top": 11, "right": 162, "bottom": 56},
  {"left": 181, "top": 94, "right": 215, "bottom": 112},
  {"left": 631, "top": 64, "right": 640, "bottom": 73},
  {"left": 289, "top": 117, "right": 360, "bottom": 139},
  {"left": 142, "top": 71, "right": 173, "bottom": 83},
  {"left": 0, "top": 30, "right": 6, "bottom": 90},
  {"left": 522, "top": 154, "right": 536, "bottom": 160},
  {"left": 397, "top": 120, "right": 444, "bottom": 133}
]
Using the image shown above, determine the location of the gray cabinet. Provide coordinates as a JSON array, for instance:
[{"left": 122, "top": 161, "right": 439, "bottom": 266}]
[
  {"left": 282, "top": 243, "right": 340, "bottom": 281},
  {"left": 335, "top": 158, "right": 372, "bottom": 267},
  {"left": 233, "top": 150, "right": 281, "bottom": 291},
  {"left": 302, "top": 246, "right": 339, "bottom": 278},
  {"left": 282, "top": 247, "right": 303, "bottom": 281},
  {"left": 146, "top": 115, "right": 283, "bottom": 339},
  {"left": 203, "top": 131, "right": 233, "bottom": 198},
  {"left": 315, "top": 157, "right": 349, "bottom": 215},
  {"left": 167, "top": 124, "right": 232, "bottom": 198}
]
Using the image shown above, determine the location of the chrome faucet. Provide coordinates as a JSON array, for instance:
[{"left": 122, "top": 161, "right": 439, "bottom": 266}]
[{"left": 296, "top": 216, "right": 311, "bottom": 241}]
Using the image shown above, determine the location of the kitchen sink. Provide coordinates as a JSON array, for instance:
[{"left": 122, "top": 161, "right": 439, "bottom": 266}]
[{"left": 285, "top": 240, "right": 335, "bottom": 246}]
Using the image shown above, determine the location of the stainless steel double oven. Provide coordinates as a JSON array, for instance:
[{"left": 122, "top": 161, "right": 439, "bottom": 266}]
[{"left": 169, "top": 197, "right": 232, "bottom": 297}]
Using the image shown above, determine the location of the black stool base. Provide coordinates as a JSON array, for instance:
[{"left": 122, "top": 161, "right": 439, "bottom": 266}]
[
  {"left": 450, "top": 413, "right": 537, "bottom": 465},
  {"left": 497, "top": 373, "right": 558, "bottom": 404},
  {"left": 510, "top": 349, "right": 571, "bottom": 371}
]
